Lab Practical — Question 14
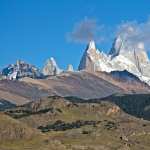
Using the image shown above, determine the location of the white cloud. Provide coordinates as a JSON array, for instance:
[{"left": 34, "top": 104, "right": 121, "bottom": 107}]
[
  {"left": 67, "top": 16, "right": 150, "bottom": 51},
  {"left": 66, "top": 17, "right": 106, "bottom": 44},
  {"left": 116, "top": 18, "right": 150, "bottom": 50}
]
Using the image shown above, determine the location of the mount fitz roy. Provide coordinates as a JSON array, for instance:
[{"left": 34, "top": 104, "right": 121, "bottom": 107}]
[
  {"left": 1, "top": 36, "right": 150, "bottom": 86},
  {"left": 79, "top": 37, "right": 150, "bottom": 85}
]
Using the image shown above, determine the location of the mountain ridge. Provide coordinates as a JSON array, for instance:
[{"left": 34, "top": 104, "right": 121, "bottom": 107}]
[{"left": 1, "top": 38, "right": 150, "bottom": 87}]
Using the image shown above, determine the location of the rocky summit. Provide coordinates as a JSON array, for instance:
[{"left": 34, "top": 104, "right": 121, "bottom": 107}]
[
  {"left": 67, "top": 64, "right": 74, "bottom": 72},
  {"left": 1, "top": 60, "right": 43, "bottom": 80},
  {"left": 42, "top": 57, "right": 62, "bottom": 76}
]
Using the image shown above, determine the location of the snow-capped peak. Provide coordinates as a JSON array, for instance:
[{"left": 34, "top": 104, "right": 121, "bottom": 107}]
[
  {"left": 42, "top": 57, "right": 62, "bottom": 76},
  {"left": 50, "top": 57, "right": 58, "bottom": 67},
  {"left": 87, "top": 40, "right": 96, "bottom": 50}
]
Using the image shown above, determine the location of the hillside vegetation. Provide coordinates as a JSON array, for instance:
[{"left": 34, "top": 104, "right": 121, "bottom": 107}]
[{"left": 1, "top": 96, "right": 150, "bottom": 150}]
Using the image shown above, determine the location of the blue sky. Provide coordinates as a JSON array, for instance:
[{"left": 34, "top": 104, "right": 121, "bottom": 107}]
[{"left": 0, "top": 0, "right": 150, "bottom": 70}]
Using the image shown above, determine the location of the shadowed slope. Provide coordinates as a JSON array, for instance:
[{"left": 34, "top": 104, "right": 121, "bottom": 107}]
[{"left": 102, "top": 94, "right": 150, "bottom": 121}]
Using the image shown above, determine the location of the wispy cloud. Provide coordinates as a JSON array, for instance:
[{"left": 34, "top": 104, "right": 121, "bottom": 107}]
[
  {"left": 115, "top": 18, "right": 150, "bottom": 50},
  {"left": 66, "top": 17, "right": 106, "bottom": 44},
  {"left": 67, "top": 16, "right": 150, "bottom": 51}
]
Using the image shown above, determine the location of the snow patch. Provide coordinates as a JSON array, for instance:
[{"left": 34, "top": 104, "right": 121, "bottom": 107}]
[{"left": 88, "top": 40, "right": 96, "bottom": 50}]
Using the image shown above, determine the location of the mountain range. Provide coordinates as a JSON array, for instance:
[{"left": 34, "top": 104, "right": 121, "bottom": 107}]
[
  {"left": 0, "top": 38, "right": 150, "bottom": 106},
  {"left": 1, "top": 36, "right": 150, "bottom": 86}
]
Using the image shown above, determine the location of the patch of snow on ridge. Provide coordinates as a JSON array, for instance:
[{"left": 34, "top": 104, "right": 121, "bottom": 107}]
[{"left": 88, "top": 40, "right": 96, "bottom": 50}]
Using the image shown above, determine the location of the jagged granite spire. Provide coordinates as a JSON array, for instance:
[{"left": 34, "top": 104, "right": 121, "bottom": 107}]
[
  {"left": 78, "top": 40, "right": 109, "bottom": 72},
  {"left": 78, "top": 40, "right": 98, "bottom": 72},
  {"left": 67, "top": 64, "right": 74, "bottom": 72},
  {"left": 87, "top": 40, "right": 96, "bottom": 50},
  {"left": 42, "top": 57, "right": 62, "bottom": 76},
  {"left": 109, "top": 36, "right": 124, "bottom": 58}
]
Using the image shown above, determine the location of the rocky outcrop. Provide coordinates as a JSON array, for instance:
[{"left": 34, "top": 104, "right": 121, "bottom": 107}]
[
  {"left": 106, "top": 106, "right": 120, "bottom": 116},
  {"left": 42, "top": 57, "right": 62, "bottom": 76}
]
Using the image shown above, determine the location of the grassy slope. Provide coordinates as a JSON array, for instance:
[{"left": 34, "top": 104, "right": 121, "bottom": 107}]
[
  {"left": 0, "top": 113, "right": 66, "bottom": 150},
  {"left": 1, "top": 96, "right": 150, "bottom": 150},
  {"left": 0, "top": 137, "right": 66, "bottom": 150},
  {"left": 0, "top": 113, "right": 37, "bottom": 141}
]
